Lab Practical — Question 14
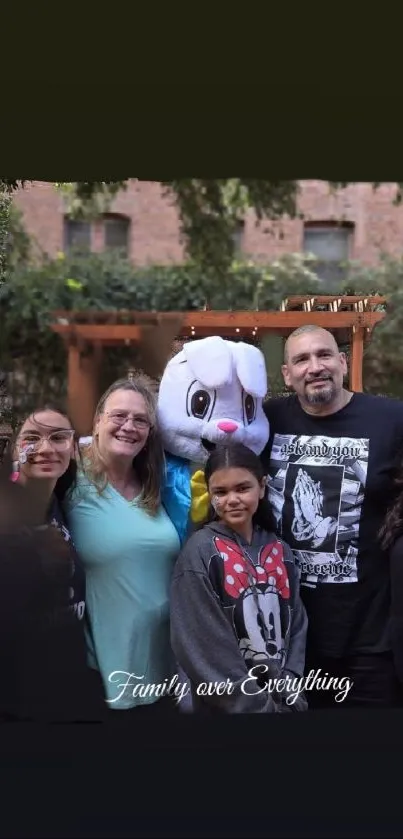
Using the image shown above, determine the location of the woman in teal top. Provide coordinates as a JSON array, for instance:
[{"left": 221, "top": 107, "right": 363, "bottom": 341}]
[{"left": 64, "top": 375, "right": 181, "bottom": 715}]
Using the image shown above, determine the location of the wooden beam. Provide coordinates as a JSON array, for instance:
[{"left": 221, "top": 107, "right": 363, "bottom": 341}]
[
  {"left": 67, "top": 345, "right": 102, "bottom": 436},
  {"left": 52, "top": 301, "right": 387, "bottom": 323},
  {"left": 349, "top": 326, "right": 365, "bottom": 392},
  {"left": 53, "top": 324, "right": 143, "bottom": 342},
  {"left": 284, "top": 295, "right": 387, "bottom": 309},
  {"left": 51, "top": 310, "right": 385, "bottom": 342},
  {"left": 53, "top": 310, "right": 185, "bottom": 326},
  {"left": 49, "top": 304, "right": 387, "bottom": 396},
  {"left": 184, "top": 310, "right": 385, "bottom": 329}
]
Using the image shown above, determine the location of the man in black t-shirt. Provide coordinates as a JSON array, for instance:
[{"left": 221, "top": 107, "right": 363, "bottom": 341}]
[{"left": 261, "top": 324, "right": 403, "bottom": 709}]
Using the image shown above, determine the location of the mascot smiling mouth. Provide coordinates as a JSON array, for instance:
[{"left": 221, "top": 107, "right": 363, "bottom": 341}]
[{"left": 201, "top": 438, "right": 216, "bottom": 453}]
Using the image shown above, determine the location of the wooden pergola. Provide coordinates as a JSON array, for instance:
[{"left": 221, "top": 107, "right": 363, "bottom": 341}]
[{"left": 51, "top": 295, "right": 386, "bottom": 435}]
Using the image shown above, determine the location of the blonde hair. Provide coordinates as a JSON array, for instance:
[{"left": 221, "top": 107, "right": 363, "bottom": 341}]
[{"left": 83, "top": 375, "right": 164, "bottom": 516}]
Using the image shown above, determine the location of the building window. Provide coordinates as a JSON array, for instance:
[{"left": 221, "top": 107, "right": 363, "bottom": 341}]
[
  {"left": 303, "top": 221, "right": 354, "bottom": 284},
  {"left": 64, "top": 218, "right": 91, "bottom": 253},
  {"left": 103, "top": 214, "right": 130, "bottom": 257},
  {"left": 232, "top": 219, "right": 245, "bottom": 255}
]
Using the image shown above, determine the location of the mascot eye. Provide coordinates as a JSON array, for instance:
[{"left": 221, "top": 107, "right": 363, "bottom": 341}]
[
  {"left": 244, "top": 394, "right": 256, "bottom": 425},
  {"left": 191, "top": 390, "right": 211, "bottom": 419}
]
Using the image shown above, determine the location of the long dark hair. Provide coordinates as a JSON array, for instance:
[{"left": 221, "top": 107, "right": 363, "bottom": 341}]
[
  {"left": 204, "top": 443, "right": 275, "bottom": 533},
  {"left": 13, "top": 403, "right": 79, "bottom": 503},
  {"left": 379, "top": 460, "right": 403, "bottom": 550}
]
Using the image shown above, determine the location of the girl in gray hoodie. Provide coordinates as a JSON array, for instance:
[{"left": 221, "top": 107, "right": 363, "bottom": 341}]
[{"left": 170, "top": 443, "right": 308, "bottom": 713}]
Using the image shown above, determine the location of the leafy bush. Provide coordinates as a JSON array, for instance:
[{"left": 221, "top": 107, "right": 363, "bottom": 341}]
[
  {"left": 2, "top": 247, "right": 403, "bottom": 421},
  {"left": 0, "top": 191, "right": 10, "bottom": 286}
]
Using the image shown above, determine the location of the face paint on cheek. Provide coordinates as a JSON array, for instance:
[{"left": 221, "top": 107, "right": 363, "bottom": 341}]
[
  {"left": 211, "top": 495, "right": 223, "bottom": 513},
  {"left": 18, "top": 444, "right": 35, "bottom": 465}
]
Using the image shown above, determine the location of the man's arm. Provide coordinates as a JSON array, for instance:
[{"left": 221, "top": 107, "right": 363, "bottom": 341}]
[
  {"left": 260, "top": 396, "right": 288, "bottom": 471},
  {"left": 389, "top": 537, "right": 403, "bottom": 686}
]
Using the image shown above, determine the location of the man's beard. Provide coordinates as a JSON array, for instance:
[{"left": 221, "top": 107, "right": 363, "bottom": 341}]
[{"left": 304, "top": 379, "right": 335, "bottom": 405}]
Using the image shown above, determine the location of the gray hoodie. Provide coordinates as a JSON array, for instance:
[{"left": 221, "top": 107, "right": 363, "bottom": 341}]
[{"left": 171, "top": 521, "right": 308, "bottom": 713}]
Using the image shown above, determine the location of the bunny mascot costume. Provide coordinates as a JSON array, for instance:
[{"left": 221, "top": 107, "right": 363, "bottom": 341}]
[{"left": 159, "top": 335, "right": 270, "bottom": 544}]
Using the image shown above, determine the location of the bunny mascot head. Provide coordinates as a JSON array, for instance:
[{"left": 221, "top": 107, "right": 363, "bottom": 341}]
[
  {"left": 159, "top": 336, "right": 270, "bottom": 542},
  {"left": 158, "top": 335, "right": 269, "bottom": 463}
]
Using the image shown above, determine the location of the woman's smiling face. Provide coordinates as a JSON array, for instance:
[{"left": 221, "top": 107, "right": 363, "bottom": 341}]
[
  {"left": 16, "top": 410, "right": 74, "bottom": 481},
  {"left": 94, "top": 388, "right": 152, "bottom": 464}
]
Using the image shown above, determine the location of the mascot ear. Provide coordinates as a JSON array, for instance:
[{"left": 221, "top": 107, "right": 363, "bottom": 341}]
[
  {"left": 231, "top": 342, "right": 268, "bottom": 398},
  {"left": 182, "top": 336, "right": 233, "bottom": 389}
]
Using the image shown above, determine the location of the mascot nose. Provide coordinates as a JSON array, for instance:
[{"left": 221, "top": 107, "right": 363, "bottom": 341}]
[{"left": 217, "top": 421, "right": 239, "bottom": 434}]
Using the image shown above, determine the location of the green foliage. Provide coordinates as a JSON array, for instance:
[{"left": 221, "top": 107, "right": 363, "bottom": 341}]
[
  {"left": 51, "top": 179, "right": 301, "bottom": 276},
  {"left": 0, "top": 250, "right": 323, "bottom": 416},
  {"left": 329, "top": 181, "right": 403, "bottom": 207},
  {"left": 163, "top": 179, "right": 300, "bottom": 276},
  {"left": 6, "top": 179, "right": 403, "bottom": 279},
  {"left": 0, "top": 180, "right": 26, "bottom": 194},
  {"left": 3, "top": 182, "right": 403, "bottom": 423},
  {"left": 357, "top": 256, "right": 403, "bottom": 397},
  {"left": 47, "top": 180, "right": 403, "bottom": 276},
  {"left": 2, "top": 196, "right": 403, "bottom": 415},
  {"left": 54, "top": 181, "right": 128, "bottom": 220},
  {"left": 0, "top": 190, "right": 11, "bottom": 285},
  {"left": 7, "top": 204, "right": 37, "bottom": 269},
  {"left": 0, "top": 188, "right": 41, "bottom": 288},
  {"left": 3, "top": 247, "right": 403, "bottom": 422}
]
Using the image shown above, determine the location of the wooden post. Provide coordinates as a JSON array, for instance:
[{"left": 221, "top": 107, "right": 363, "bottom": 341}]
[
  {"left": 67, "top": 342, "right": 102, "bottom": 436},
  {"left": 349, "top": 326, "right": 365, "bottom": 392}
]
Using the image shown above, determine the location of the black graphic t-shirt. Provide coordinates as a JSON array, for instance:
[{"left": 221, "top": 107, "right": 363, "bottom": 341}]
[
  {"left": 261, "top": 393, "right": 403, "bottom": 658},
  {"left": 0, "top": 494, "right": 104, "bottom": 722},
  {"left": 47, "top": 495, "right": 86, "bottom": 623},
  {"left": 389, "top": 535, "right": 403, "bottom": 686}
]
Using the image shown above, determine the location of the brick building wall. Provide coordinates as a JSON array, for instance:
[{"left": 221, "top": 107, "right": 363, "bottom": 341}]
[{"left": 12, "top": 180, "right": 403, "bottom": 266}]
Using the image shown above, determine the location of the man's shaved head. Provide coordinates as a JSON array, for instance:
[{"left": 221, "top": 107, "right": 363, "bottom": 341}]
[{"left": 284, "top": 325, "right": 339, "bottom": 363}]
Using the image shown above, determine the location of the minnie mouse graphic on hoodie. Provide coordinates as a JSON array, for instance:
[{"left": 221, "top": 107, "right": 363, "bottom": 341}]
[{"left": 170, "top": 520, "right": 308, "bottom": 713}]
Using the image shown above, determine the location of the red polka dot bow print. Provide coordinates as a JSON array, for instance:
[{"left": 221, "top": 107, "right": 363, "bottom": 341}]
[{"left": 214, "top": 536, "right": 290, "bottom": 601}]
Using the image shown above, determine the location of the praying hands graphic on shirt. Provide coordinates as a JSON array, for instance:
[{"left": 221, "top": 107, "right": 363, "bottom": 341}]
[{"left": 291, "top": 468, "right": 337, "bottom": 549}]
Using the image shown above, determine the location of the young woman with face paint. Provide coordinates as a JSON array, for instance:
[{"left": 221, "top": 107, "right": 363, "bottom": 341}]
[{"left": 0, "top": 405, "right": 104, "bottom": 722}]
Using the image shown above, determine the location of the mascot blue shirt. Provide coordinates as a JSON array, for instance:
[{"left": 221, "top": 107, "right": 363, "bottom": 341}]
[{"left": 162, "top": 454, "right": 193, "bottom": 546}]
